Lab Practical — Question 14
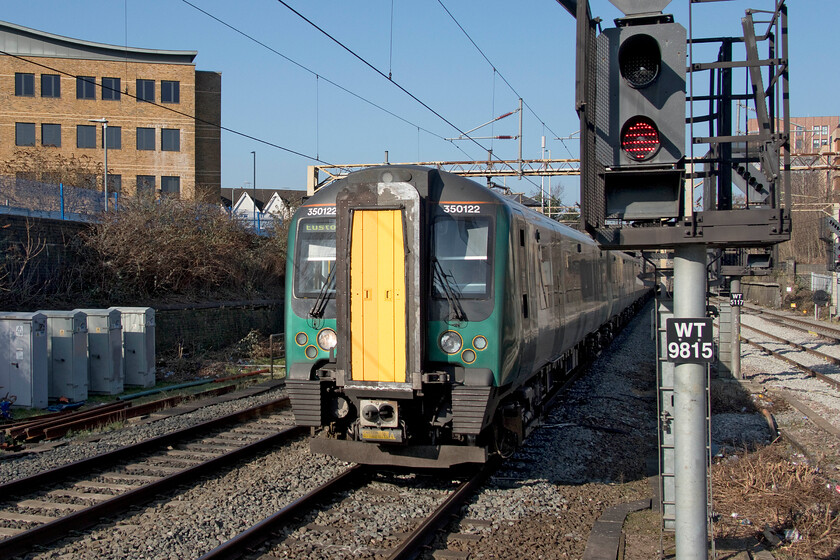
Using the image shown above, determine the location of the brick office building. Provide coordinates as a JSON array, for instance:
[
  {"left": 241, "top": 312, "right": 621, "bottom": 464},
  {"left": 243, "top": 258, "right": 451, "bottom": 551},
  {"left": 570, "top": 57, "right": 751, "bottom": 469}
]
[{"left": 0, "top": 20, "right": 221, "bottom": 202}]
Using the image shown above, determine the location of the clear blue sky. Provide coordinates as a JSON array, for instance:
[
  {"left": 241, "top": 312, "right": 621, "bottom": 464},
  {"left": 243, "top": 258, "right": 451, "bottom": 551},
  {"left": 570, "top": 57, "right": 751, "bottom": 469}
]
[{"left": 2, "top": 1, "right": 835, "bottom": 203}]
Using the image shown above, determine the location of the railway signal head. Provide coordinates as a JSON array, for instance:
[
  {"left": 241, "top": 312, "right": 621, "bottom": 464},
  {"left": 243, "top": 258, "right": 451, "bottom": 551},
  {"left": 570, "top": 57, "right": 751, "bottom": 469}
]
[
  {"left": 601, "top": 17, "right": 686, "bottom": 167},
  {"left": 594, "top": 9, "right": 687, "bottom": 220}
]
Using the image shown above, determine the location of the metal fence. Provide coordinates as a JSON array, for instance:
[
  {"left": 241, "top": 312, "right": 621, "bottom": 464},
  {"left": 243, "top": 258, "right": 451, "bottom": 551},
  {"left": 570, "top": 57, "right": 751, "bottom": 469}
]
[
  {"left": 0, "top": 177, "right": 278, "bottom": 234},
  {"left": 0, "top": 177, "right": 107, "bottom": 221},
  {"left": 810, "top": 272, "right": 833, "bottom": 293}
]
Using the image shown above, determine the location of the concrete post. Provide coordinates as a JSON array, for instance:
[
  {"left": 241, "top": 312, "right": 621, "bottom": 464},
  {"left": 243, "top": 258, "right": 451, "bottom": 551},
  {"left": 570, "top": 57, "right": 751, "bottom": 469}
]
[
  {"left": 673, "top": 244, "right": 709, "bottom": 559},
  {"left": 731, "top": 277, "right": 741, "bottom": 378}
]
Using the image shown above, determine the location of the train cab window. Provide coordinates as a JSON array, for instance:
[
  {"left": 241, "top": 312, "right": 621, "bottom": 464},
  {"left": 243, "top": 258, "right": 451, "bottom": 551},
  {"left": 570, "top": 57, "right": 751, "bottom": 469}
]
[
  {"left": 432, "top": 216, "right": 491, "bottom": 299},
  {"left": 294, "top": 218, "right": 336, "bottom": 298}
]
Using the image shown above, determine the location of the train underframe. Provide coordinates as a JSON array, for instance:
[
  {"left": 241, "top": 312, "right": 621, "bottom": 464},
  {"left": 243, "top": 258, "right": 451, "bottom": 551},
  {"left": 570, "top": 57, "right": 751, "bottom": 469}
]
[{"left": 290, "top": 297, "right": 648, "bottom": 468}]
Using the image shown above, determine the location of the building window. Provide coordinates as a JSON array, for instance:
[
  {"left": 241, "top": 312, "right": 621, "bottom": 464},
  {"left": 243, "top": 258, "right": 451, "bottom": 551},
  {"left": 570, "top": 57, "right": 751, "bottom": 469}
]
[
  {"left": 42, "top": 124, "right": 61, "bottom": 147},
  {"left": 137, "top": 175, "right": 156, "bottom": 195},
  {"left": 108, "top": 174, "right": 122, "bottom": 193},
  {"left": 77, "top": 125, "right": 97, "bottom": 148},
  {"left": 15, "top": 73, "right": 34, "bottom": 96},
  {"left": 15, "top": 123, "right": 35, "bottom": 146},
  {"left": 161, "top": 80, "right": 180, "bottom": 103},
  {"left": 136, "top": 127, "right": 155, "bottom": 150},
  {"left": 77, "top": 76, "right": 96, "bottom": 99},
  {"left": 136, "top": 79, "right": 154, "bottom": 102},
  {"left": 161, "top": 129, "right": 180, "bottom": 152},
  {"left": 105, "top": 126, "right": 122, "bottom": 149},
  {"left": 161, "top": 176, "right": 181, "bottom": 196},
  {"left": 823, "top": 125, "right": 829, "bottom": 136},
  {"left": 102, "top": 77, "right": 121, "bottom": 100},
  {"left": 41, "top": 74, "right": 60, "bottom": 98},
  {"left": 813, "top": 139, "right": 821, "bottom": 151}
]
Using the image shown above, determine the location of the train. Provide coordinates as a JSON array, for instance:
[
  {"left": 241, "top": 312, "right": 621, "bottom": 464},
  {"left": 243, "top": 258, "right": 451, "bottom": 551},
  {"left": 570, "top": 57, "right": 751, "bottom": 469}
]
[{"left": 285, "top": 165, "right": 649, "bottom": 468}]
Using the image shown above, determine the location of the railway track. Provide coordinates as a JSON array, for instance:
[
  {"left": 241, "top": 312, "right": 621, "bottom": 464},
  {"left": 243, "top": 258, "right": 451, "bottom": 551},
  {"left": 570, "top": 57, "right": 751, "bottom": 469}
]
[
  {"left": 199, "top": 459, "right": 499, "bottom": 560},
  {"left": 736, "top": 307, "right": 840, "bottom": 472},
  {"left": 742, "top": 304, "right": 840, "bottom": 343},
  {"left": 2, "top": 383, "right": 239, "bottom": 443},
  {"left": 738, "top": 324, "right": 840, "bottom": 393},
  {"left": 0, "top": 396, "right": 302, "bottom": 558}
]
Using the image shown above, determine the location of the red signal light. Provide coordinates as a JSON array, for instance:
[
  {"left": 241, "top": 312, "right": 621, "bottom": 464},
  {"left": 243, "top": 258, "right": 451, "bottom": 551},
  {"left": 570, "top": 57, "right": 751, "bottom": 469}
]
[{"left": 621, "top": 118, "right": 660, "bottom": 161}]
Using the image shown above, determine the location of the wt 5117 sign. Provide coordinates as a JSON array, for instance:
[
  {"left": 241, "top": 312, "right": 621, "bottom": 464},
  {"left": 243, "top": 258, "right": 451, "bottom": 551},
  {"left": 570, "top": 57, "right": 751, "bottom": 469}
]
[{"left": 665, "top": 318, "right": 714, "bottom": 363}]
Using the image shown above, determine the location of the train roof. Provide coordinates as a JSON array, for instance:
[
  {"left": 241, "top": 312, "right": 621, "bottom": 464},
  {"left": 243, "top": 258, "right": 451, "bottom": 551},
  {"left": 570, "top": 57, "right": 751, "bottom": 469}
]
[{"left": 299, "top": 165, "right": 604, "bottom": 248}]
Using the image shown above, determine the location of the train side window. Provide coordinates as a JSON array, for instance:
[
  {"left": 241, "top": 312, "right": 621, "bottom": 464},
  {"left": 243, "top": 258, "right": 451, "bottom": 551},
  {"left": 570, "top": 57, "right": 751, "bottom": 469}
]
[
  {"left": 522, "top": 294, "right": 529, "bottom": 318},
  {"left": 577, "top": 243, "right": 581, "bottom": 253},
  {"left": 519, "top": 229, "right": 525, "bottom": 247}
]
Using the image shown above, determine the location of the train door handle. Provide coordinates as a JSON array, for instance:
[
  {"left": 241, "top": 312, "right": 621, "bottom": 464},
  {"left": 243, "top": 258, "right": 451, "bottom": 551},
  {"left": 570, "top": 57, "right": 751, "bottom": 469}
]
[
  {"left": 364, "top": 289, "right": 371, "bottom": 300},
  {"left": 384, "top": 290, "right": 392, "bottom": 301}
]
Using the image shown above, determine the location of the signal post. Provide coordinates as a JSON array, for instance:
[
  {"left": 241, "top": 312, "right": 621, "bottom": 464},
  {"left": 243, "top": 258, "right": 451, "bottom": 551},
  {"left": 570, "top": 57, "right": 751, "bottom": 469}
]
[{"left": 572, "top": 0, "right": 790, "bottom": 557}]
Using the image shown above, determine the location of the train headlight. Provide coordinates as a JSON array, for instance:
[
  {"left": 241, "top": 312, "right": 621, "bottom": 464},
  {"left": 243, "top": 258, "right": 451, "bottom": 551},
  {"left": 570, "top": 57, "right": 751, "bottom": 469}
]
[
  {"left": 304, "top": 345, "right": 318, "bottom": 359},
  {"left": 295, "top": 332, "right": 308, "bottom": 346},
  {"left": 473, "top": 335, "right": 488, "bottom": 351},
  {"left": 439, "top": 331, "right": 463, "bottom": 354},
  {"left": 461, "top": 349, "right": 477, "bottom": 364},
  {"left": 317, "top": 328, "right": 337, "bottom": 351}
]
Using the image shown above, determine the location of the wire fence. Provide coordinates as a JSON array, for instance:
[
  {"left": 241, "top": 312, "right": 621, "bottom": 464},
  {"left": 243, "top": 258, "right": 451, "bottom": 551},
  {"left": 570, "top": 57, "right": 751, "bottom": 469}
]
[
  {"left": 0, "top": 177, "right": 107, "bottom": 221},
  {"left": 0, "top": 177, "right": 278, "bottom": 233}
]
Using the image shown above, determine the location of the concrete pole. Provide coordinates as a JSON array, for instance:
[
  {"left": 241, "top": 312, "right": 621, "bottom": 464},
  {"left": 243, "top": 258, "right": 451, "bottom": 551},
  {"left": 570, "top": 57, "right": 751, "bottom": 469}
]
[
  {"left": 673, "top": 244, "right": 709, "bottom": 560},
  {"left": 731, "top": 277, "right": 741, "bottom": 379}
]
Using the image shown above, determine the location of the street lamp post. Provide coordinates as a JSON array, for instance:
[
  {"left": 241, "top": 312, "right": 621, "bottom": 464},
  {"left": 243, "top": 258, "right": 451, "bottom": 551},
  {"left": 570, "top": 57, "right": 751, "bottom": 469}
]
[
  {"left": 89, "top": 118, "right": 109, "bottom": 212},
  {"left": 251, "top": 151, "right": 256, "bottom": 230}
]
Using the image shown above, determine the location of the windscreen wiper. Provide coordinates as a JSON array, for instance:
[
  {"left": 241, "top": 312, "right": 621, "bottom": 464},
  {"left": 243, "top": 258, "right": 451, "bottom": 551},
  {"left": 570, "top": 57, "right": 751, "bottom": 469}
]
[
  {"left": 432, "top": 258, "right": 466, "bottom": 322},
  {"left": 309, "top": 264, "right": 337, "bottom": 318}
]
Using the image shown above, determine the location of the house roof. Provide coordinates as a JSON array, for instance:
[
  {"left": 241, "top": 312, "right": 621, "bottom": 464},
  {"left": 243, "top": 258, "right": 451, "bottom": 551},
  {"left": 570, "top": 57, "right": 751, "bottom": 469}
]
[{"left": 222, "top": 188, "right": 307, "bottom": 209}]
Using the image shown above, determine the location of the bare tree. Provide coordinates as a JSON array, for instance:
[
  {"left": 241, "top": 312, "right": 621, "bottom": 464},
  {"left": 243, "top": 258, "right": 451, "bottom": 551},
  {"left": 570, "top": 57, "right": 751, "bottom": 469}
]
[
  {"left": 0, "top": 149, "right": 102, "bottom": 189},
  {"left": 777, "top": 170, "right": 838, "bottom": 264}
]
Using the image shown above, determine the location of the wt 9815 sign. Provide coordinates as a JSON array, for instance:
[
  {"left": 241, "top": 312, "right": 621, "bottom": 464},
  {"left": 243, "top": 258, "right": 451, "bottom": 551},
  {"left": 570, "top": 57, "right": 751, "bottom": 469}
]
[{"left": 665, "top": 318, "right": 714, "bottom": 363}]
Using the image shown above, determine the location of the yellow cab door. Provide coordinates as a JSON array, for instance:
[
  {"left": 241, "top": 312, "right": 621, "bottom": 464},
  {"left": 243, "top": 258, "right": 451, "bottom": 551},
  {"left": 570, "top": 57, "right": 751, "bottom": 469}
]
[{"left": 350, "top": 210, "right": 407, "bottom": 382}]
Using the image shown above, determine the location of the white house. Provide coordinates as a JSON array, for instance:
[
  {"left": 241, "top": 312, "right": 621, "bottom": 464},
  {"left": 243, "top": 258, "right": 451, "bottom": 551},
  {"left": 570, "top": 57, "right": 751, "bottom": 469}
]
[{"left": 221, "top": 188, "right": 306, "bottom": 232}]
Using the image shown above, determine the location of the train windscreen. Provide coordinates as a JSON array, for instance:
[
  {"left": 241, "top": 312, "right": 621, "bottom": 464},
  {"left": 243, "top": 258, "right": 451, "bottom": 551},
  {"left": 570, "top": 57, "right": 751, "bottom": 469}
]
[
  {"left": 294, "top": 218, "right": 336, "bottom": 298},
  {"left": 432, "top": 216, "right": 491, "bottom": 299}
]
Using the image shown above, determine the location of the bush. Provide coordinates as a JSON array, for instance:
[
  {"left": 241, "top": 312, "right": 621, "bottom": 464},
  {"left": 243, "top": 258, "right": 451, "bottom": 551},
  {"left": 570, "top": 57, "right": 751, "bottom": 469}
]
[{"left": 75, "top": 197, "right": 288, "bottom": 304}]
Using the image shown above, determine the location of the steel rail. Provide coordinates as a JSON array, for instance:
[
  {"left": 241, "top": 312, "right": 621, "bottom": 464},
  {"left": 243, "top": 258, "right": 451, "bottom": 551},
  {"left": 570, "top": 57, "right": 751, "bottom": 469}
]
[
  {"left": 0, "top": 397, "right": 289, "bottom": 496},
  {"left": 197, "top": 465, "right": 364, "bottom": 560},
  {"left": 386, "top": 458, "right": 500, "bottom": 560},
  {"left": 0, "top": 423, "right": 306, "bottom": 558},
  {"left": 739, "top": 334, "right": 840, "bottom": 393},
  {"left": 740, "top": 324, "right": 840, "bottom": 368},
  {"left": 6, "top": 385, "right": 240, "bottom": 442},
  {"left": 742, "top": 305, "right": 840, "bottom": 342}
]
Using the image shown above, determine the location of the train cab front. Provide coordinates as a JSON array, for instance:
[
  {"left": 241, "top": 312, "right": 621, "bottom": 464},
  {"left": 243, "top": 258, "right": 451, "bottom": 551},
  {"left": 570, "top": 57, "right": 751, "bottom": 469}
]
[{"left": 285, "top": 166, "right": 500, "bottom": 468}]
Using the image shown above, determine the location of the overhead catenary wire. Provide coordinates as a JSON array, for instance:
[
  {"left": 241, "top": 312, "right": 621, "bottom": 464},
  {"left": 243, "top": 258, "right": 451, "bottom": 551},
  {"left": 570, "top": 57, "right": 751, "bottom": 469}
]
[
  {"left": 179, "top": 0, "right": 457, "bottom": 151},
  {"left": 0, "top": 50, "right": 338, "bottom": 169},
  {"left": 435, "top": 0, "right": 576, "bottom": 160},
  {"left": 273, "top": 0, "right": 538, "bottom": 185}
]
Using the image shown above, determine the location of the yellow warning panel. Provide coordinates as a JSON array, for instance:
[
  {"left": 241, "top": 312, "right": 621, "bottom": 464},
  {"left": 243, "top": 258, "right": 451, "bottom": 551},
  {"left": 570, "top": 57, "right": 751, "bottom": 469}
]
[{"left": 350, "top": 210, "right": 406, "bottom": 382}]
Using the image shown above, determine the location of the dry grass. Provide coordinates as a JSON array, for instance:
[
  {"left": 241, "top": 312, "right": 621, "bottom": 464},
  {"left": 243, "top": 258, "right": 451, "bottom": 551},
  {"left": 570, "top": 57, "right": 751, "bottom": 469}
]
[
  {"left": 712, "top": 444, "right": 840, "bottom": 558},
  {"left": 710, "top": 380, "right": 759, "bottom": 414}
]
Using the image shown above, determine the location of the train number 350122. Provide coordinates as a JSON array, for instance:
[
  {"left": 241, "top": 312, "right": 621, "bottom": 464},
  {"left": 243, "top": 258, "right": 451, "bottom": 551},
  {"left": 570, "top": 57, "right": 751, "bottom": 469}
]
[
  {"left": 441, "top": 204, "right": 481, "bottom": 214},
  {"left": 306, "top": 206, "right": 337, "bottom": 216}
]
